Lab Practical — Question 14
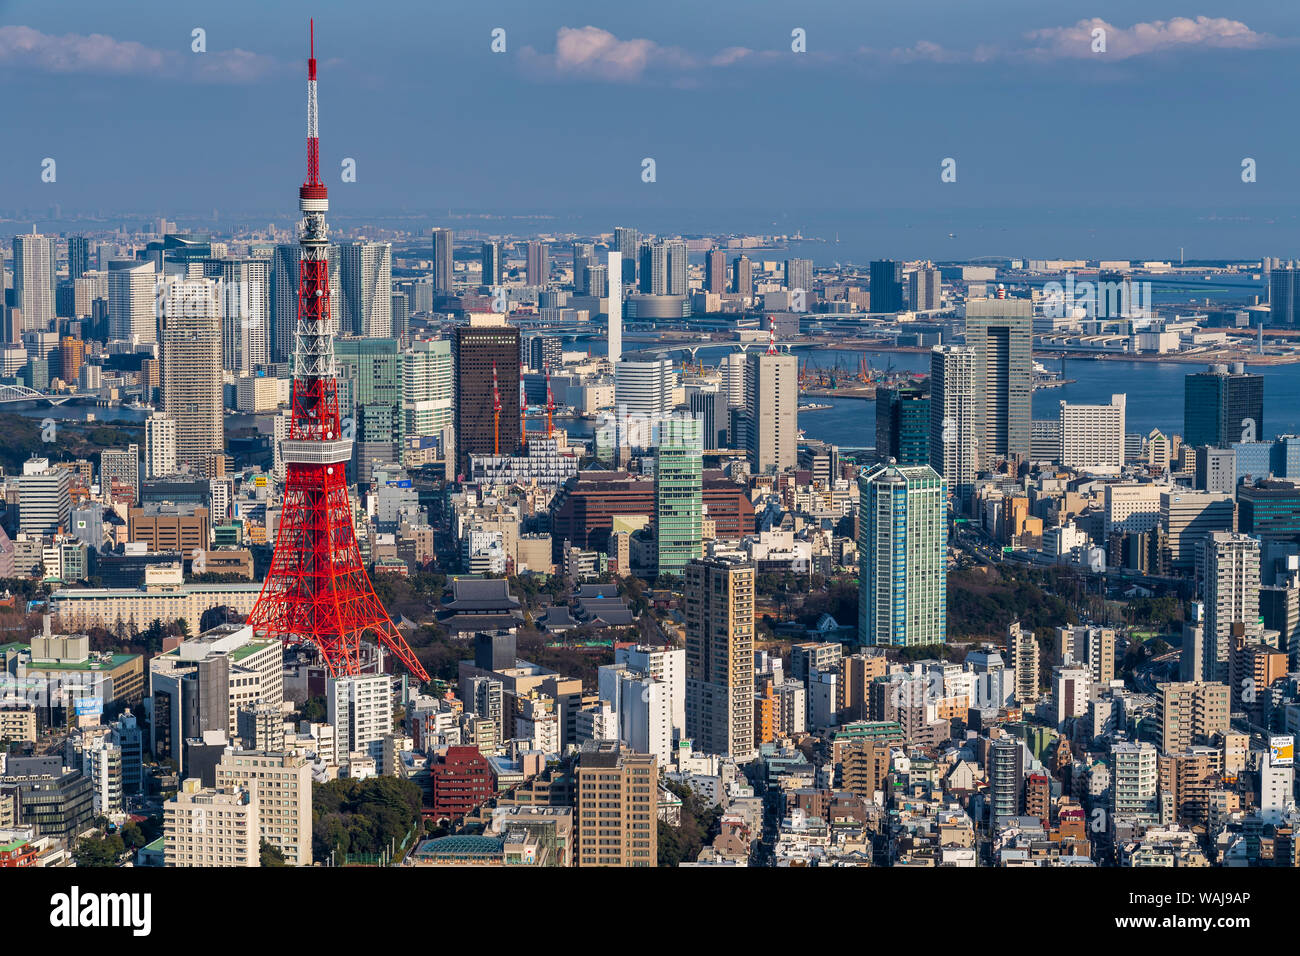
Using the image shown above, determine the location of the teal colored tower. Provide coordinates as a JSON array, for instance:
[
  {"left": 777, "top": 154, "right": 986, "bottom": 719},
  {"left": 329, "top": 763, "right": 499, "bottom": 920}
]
[
  {"left": 655, "top": 417, "right": 703, "bottom": 576},
  {"left": 857, "top": 462, "right": 947, "bottom": 647}
]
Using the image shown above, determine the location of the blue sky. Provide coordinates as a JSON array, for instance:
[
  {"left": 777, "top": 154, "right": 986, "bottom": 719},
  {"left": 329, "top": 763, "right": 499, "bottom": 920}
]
[{"left": 3, "top": 1, "right": 1300, "bottom": 258}]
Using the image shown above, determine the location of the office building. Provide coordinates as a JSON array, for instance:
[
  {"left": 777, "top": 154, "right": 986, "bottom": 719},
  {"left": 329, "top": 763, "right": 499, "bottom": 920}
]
[
  {"left": 480, "top": 241, "right": 502, "bottom": 288},
  {"left": 1161, "top": 490, "right": 1235, "bottom": 570},
  {"left": 870, "top": 259, "right": 904, "bottom": 313},
  {"left": 453, "top": 315, "right": 521, "bottom": 477},
  {"left": 965, "top": 297, "right": 1033, "bottom": 463},
  {"left": 18, "top": 459, "right": 71, "bottom": 535},
  {"left": 613, "top": 227, "right": 639, "bottom": 285},
  {"left": 68, "top": 236, "right": 90, "bottom": 282},
  {"left": 335, "top": 337, "right": 404, "bottom": 485},
  {"left": 614, "top": 355, "right": 673, "bottom": 421},
  {"left": 1059, "top": 395, "right": 1126, "bottom": 472},
  {"left": 204, "top": 257, "right": 270, "bottom": 374},
  {"left": 785, "top": 258, "right": 813, "bottom": 294},
  {"left": 607, "top": 249, "right": 623, "bottom": 363},
  {"left": 108, "top": 259, "right": 157, "bottom": 345},
  {"left": 876, "top": 383, "right": 929, "bottom": 465},
  {"left": 403, "top": 338, "right": 454, "bottom": 454},
  {"left": 857, "top": 462, "right": 947, "bottom": 647},
  {"left": 1184, "top": 363, "right": 1264, "bottom": 448},
  {"left": 731, "top": 255, "right": 753, "bottom": 297},
  {"left": 160, "top": 277, "right": 223, "bottom": 471},
  {"left": 684, "top": 557, "right": 756, "bottom": 761},
  {"left": 431, "top": 228, "right": 454, "bottom": 292},
  {"left": 655, "top": 417, "right": 703, "bottom": 575},
  {"left": 271, "top": 242, "right": 340, "bottom": 361}
]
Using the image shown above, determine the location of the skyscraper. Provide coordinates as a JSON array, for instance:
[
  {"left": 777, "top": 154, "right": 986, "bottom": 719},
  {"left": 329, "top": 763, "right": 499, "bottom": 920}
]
[
  {"left": 870, "top": 259, "right": 904, "bottom": 313},
  {"left": 272, "top": 242, "right": 340, "bottom": 361},
  {"left": 12, "top": 233, "right": 56, "bottom": 332},
  {"left": 732, "top": 255, "right": 753, "bottom": 297},
  {"left": 403, "top": 339, "right": 454, "bottom": 458},
  {"left": 613, "top": 227, "right": 639, "bottom": 286},
  {"left": 335, "top": 337, "right": 404, "bottom": 485},
  {"left": 526, "top": 241, "right": 548, "bottom": 286},
  {"left": 743, "top": 350, "right": 798, "bottom": 474},
  {"left": 160, "top": 277, "right": 223, "bottom": 471},
  {"left": 1198, "top": 531, "right": 1262, "bottom": 683},
  {"left": 929, "top": 345, "right": 977, "bottom": 511},
  {"left": 614, "top": 354, "right": 673, "bottom": 421},
  {"left": 785, "top": 258, "right": 813, "bottom": 294},
  {"left": 453, "top": 315, "right": 520, "bottom": 478},
  {"left": 338, "top": 241, "right": 393, "bottom": 337},
  {"left": 431, "top": 227, "right": 454, "bottom": 292},
  {"left": 857, "top": 462, "right": 947, "bottom": 647},
  {"left": 909, "top": 267, "right": 942, "bottom": 311},
  {"left": 684, "top": 556, "right": 756, "bottom": 761},
  {"left": 705, "top": 249, "right": 727, "bottom": 294},
  {"left": 68, "top": 236, "right": 90, "bottom": 282},
  {"left": 1269, "top": 266, "right": 1300, "bottom": 326},
  {"left": 876, "top": 383, "right": 930, "bottom": 465},
  {"left": 1184, "top": 363, "right": 1265, "bottom": 448},
  {"left": 655, "top": 416, "right": 703, "bottom": 576},
  {"left": 965, "top": 297, "right": 1033, "bottom": 464},
  {"left": 145, "top": 413, "right": 177, "bottom": 479},
  {"left": 108, "top": 260, "right": 157, "bottom": 345},
  {"left": 607, "top": 250, "right": 622, "bottom": 363},
  {"left": 204, "top": 257, "right": 270, "bottom": 374},
  {"left": 480, "top": 241, "right": 502, "bottom": 288}
]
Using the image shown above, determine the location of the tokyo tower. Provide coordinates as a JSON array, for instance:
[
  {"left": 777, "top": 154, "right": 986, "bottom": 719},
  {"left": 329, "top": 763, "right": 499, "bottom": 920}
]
[{"left": 247, "top": 21, "right": 429, "bottom": 683}]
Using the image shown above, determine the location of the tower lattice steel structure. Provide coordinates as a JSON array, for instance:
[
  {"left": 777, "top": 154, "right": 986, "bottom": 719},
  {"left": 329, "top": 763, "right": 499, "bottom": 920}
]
[{"left": 247, "top": 21, "right": 429, "bottom": 682}]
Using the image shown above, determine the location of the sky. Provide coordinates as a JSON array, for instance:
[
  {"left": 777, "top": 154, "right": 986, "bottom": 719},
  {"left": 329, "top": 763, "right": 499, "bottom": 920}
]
[{"left": 3, "top": 0, "right": 1300, "bottom": 259}]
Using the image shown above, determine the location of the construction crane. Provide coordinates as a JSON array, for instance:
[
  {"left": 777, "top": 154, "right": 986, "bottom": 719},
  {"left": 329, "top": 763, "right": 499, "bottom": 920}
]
[{"left": 491, "top": 361, "right": 502, "bottom": 456}]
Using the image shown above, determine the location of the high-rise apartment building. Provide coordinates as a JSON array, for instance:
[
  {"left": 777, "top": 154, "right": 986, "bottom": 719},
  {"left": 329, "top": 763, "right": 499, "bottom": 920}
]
[
  {"left": 987, "top": 736, "right": 1025, "bottom": 821},
  {"left": 613, "top": 227, "right": 639, "bottom": 285},
  {"left": 1157, "top": 681, "right": 1230, "bottom": 755},
  {"left": 1111, "top": 741, "right": 1161, "bottom": 828},
  {"left": 328, "top": 674, "right": 392, "bottom": 761},
  {"left": 705, "top": 249, "right": 727, "bottom": 294},
  {"left": 1185, "top": 363, "right": 1265, "bottom": 448},
  {"left": 684, "top": 556, "right": 756, "bottom": 761},
  {"left": 909, "top": 267, "right": 942, "bottom": 311},
  {"left": 526, "top": 241, "right": 548, "bottom": 286},
  {"left": 145, "top": 414, "right": 178, "bottom": 479},
  {"left": 965, "top": 297, "right": 1033, "bottom": 463},
  {"left": 574, "top": 742, "right": 657, "bottom": 867},
  {"left": 743, "top": 350, "right": 798, "bottom": 474},
  {"left": 655, "top": 416, "right": 703, "bottom": 576},
  {"left": 453, "top": 316, "right": 521, "bottom": 477},
  {"left": 214, "top": 750, "right": 311, "bottom": 866},
  {"left": 857, "top": 462, "right": 947, "bottom": 647},
  {"left": 68, "top": 236, "right": 90, "bottom": 282},
  {"left": 785, "top": 258, "right": 813, "bottom": 294},
  {"left": 160, "top": 277, "right": 224, "bottom": 471},
  {"left": 929, "top": 345, "right": 977, "bottom": 511},
  {"left": 203, "top": 257, "right": 270, "bottom": 374},
  {"left": 100, "top": 445, "right": 140, "bottom": 505},
  {"left": 731, "top": 255, "right": 753, "bottom": 297},
  {"left": 164, "top": 779, "right": 258, "bottom": 867},
  {"left": 271, "top": 242, "right": 340, "bottom": 361},
  {"left": 338, "top": 241, "right": 393, "bottom": 337},
  {"left": 1198, "top": 531, "right": 1261, "bottom": 683},
  {"left": 12, "top": 233, "right": 56, "bottom": 332},
  {"left": 1007, "top": 621, "right": 1041, "bottom": 703}
]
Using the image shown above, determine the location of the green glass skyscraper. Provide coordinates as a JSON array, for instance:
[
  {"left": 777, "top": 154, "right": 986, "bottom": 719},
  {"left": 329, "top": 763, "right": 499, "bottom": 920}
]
[
  {"left": 656, "top": 417, "right": 703, "bottom": 576},
  {"left": 334, "top": 336, "right": 404, "bottom": 485},
  {"left": 857, "top": 462, "right": 947, "bottom": 647}
]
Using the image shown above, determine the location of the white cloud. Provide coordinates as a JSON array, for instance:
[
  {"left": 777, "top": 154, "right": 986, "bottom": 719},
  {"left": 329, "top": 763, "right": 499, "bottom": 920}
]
[
  {"left": 1026, "top": 16, "right": 1277, "bottom": 60},
  {"left": 0, "top": 25, "right": 278, "bottom": 83}
]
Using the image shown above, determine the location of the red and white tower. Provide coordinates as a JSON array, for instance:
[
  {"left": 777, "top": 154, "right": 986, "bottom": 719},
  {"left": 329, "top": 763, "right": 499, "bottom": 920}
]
[{"left": 247, "top": 22, "right": 429, "bottom": 683}]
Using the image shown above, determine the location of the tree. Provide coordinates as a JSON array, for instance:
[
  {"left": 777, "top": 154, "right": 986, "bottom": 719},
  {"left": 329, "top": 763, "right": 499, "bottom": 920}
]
[
  {"left": 260, "top": 839, "right": 289, "bottom": 866},
  {"left": 73, "top": 832, "right": 126, "bottom": 867}
]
